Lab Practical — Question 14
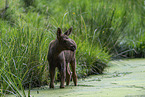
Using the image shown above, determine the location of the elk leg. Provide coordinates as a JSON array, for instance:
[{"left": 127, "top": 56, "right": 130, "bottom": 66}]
[
  {"left": 59, "top": 63, "right": 66, "bottom": 88},
  {"left": 70, "top": 59, "right": 77, "bottom": 86},
  {"left": 66, "top": 63, "right": 72, "bottom": 85},
  {"left": 49, "top": 67, "right": 55, "bottom": 88}
]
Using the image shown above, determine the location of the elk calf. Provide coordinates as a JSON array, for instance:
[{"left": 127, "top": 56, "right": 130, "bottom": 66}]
[{"left": 47, "top": 27, "right": 77, "bottom": 88}]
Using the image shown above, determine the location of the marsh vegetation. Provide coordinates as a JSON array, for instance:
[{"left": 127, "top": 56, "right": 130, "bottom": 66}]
[{"left": 0, "top": 0, "right": 145, "bottom": 96}]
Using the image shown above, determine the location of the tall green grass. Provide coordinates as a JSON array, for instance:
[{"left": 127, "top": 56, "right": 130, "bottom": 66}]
[{"left": 0, "top": 0, "right": 144, "bottom": 96}]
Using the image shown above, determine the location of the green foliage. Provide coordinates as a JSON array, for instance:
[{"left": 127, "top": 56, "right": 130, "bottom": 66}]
[{"left": 0, "top": 0, "right": 144, "bottom": 96}]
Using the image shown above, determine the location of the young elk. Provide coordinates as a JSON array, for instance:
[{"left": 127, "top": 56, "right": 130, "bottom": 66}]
[{"left": 47, "top": 27, "right": 77, "bottom": 88}]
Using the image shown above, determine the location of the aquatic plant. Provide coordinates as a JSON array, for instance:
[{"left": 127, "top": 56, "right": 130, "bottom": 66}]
[{"left": 0, "top": 0, "right": 144, "bottom": 96}]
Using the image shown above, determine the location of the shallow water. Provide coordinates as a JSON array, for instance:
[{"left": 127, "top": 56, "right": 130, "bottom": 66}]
[{"left": 8, "top": 59, "right": 145, "bottom": 97}]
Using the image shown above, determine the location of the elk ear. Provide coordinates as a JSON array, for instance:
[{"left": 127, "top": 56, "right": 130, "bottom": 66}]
[
  {"left": 57, "top": 27, "right": 62, "bottom": 39},
  {"left": 64, "top": 26, "right": 73, "bottom": 36}
]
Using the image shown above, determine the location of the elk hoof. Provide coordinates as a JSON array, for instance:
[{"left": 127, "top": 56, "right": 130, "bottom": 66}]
[
  {"left": 50, "top": 84, "right": 54, "bottom": 88},
  {"left": 60, "top": 86, "right": 65, "bottom": 88}
]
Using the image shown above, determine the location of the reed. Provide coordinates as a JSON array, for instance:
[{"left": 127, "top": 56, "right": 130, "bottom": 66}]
[{"left": 0, "top": 0, "right": 144, "bottom": 96}]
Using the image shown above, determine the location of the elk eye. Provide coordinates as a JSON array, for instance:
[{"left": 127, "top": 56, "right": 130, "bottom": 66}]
[
  {"left": 65, "top": 37, "right": 69, "bottom": 39},
  {"left": 63, "top": 40, "right": 67, "bottom": 43}
]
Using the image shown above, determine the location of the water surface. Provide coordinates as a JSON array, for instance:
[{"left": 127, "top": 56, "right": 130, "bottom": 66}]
[{"left": 8, "top": 59, "right": 145, "bottom": 97}]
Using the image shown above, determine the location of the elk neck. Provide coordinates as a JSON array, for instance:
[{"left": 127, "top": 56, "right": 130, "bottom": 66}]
[{"left": 51, "top": 39, "right": 64, "bottom": 56}]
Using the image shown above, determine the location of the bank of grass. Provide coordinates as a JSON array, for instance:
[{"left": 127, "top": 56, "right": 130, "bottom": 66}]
[{"left": 0, "top": 0, "right": 144, "bottom": 96}]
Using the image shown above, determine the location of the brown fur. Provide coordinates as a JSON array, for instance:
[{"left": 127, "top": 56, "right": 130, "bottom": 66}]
[{"left": 47, "top": 27, "right": 77, "bottom": 88}]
